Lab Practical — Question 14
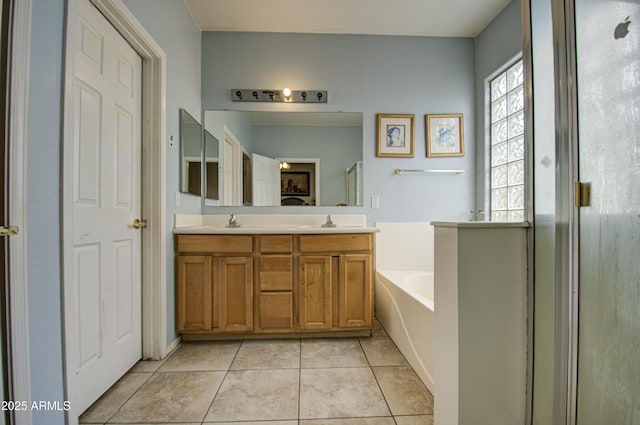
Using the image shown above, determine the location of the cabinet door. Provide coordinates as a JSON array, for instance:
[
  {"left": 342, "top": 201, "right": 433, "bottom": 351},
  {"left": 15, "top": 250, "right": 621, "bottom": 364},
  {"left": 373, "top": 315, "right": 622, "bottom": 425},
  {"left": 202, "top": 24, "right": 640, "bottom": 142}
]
[
  {"left": 299, "top": 256, "right": 332, "bottom": 330},
  {"left": 176, "top": 255, "right": 213, "bottom": 332},
  {"left": 339, "top": 254, "right": 373, "bottom": 328},
  {"left": 217, "top": 256, "right": 253, "bottom": 332}
]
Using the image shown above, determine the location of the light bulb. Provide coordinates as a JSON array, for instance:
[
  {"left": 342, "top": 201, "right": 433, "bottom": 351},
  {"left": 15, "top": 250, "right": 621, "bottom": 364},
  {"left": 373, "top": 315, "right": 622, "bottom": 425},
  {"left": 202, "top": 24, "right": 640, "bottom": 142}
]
[{"left": 283, "top": 87, "right": 292, "bottom": 98}]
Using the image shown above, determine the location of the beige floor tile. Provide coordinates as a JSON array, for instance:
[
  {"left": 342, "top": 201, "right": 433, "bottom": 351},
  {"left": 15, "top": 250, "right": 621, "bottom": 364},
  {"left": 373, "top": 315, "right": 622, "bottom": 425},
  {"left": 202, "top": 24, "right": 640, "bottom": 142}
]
[
  {"left": 109, "top": 423, "right": 200, "bottom": 425},
  {"left": 128, "top": 359, "right": 165, "bottom": 373},
  {"left": 393, "top": 415, "right": 434, "bottom": 425},
  {"left": 158, "top": 341, "right": 240, "bottom": 372},
  {"left": 301, "top": 338, "right": 368, "bottom": 368},
  {"left": 109, "top": 371, "right": 225, "bottom": 423},
  {"left": 230, "top": 339, "right": 300, "bottom": 370},
  {"left": 300, "top": 367, "right": 391, "bottom": 419},
  {"left": 207, "top": 422, "right": 298, "bottom": 425},
  {"left": 79, "top": 372, "right": 151, "bottom": 424},
  {"left": 372, "top": 367, "right": 433, "bottom": 415},
  {"left": 205, "top": 369, "right": 299, "bottom": 422},
  {"left": 300, "top": 418, "right": 395, "bottom": 425},
  {"left": 371, "top": 320, "right": 388, "bottom": 337},
  {"left": 359, "top": 337, "right": 407, "bottom": 366}
]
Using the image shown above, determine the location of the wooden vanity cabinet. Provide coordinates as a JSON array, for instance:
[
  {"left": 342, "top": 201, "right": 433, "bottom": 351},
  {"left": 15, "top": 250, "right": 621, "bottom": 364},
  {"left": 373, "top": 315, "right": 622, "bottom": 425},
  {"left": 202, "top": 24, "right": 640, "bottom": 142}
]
[
  {"left": 298, "top": 234, "right": 374, "bottom": 330},
  {"left": 175, "top": 235, "right": 253, "bottom": 334},
  {"left": 255, "top": 236, "right": 295, "bottom": 332},
  {"left": 175, "top": 232, "right": 373, "bottom": 338}
]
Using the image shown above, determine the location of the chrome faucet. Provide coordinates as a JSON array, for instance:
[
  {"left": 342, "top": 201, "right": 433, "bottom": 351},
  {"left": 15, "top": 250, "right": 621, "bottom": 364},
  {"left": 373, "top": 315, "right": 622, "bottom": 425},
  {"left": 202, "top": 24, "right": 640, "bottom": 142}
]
[
  {"left": 225, "top": 213, "right": 241, "bottom": 228},
  {"left": 469, "top": 209, "right": 486, "bottom": 221},
  {"left": 321, "top": 214, "right": 336, "bottom": 228}
]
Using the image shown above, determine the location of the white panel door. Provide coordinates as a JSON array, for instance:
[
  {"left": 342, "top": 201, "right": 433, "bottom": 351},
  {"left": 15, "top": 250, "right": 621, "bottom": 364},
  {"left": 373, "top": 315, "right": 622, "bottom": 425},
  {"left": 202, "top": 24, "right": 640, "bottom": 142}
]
[
  {"left": 222, "top": 137, "right": 234, "bottom": 206},
  {"left": 71, "top": 0, "right": 142, "bottom": 414},
  {"left": 252, "top": 153, "right": 280, "bottom": 206}
]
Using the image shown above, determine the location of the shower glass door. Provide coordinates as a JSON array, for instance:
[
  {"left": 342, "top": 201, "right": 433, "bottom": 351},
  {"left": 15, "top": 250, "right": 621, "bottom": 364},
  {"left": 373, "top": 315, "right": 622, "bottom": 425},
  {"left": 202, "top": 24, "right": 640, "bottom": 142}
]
[{"left": 574, "top": 0, "right": 640, "bottom": 424}]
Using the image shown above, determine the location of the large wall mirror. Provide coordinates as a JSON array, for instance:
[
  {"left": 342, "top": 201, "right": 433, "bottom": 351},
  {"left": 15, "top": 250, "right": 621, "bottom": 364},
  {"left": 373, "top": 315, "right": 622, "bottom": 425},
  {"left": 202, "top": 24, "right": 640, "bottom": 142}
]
[
  {"left": 179, "top": 109, "right": 202, "bottom": 196},
  {"left": 179, "top": 108, "right": 219, "bottom": 200},
  {"left": 203, "top": 110, "right": 363, "bottom": 207}
]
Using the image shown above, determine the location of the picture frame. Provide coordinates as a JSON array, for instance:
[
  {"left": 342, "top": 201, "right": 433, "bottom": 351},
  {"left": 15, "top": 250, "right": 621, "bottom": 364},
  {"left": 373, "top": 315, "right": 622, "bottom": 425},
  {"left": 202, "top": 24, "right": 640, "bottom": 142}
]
[
  {"left": 281, "top": 171, "right": 310, "bottom": 196},
  {"left": 376, "top": 114, "right": 415, "bottom": 158},
  {"left": 426, "top": 113, "right": 464, "bottom": 157}
]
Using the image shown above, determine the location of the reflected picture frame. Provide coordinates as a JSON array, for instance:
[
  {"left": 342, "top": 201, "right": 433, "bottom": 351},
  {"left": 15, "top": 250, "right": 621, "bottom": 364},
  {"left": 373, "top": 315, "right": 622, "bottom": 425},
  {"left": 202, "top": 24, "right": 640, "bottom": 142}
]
[
  {"left": 376, "top": 114, "right": 415, "bottom": 158},
  {"left": 426, "top": 113, "right": 464, "bottom": 157},
  {"left": 281, "top": 171, "right": 310, "bottom": 196}
]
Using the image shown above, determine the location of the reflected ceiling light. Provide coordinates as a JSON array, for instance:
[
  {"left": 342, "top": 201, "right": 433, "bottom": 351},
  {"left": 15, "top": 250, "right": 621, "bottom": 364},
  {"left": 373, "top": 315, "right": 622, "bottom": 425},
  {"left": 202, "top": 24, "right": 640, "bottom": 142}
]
[{"left": 231, "top": 88, "right": 328, "bottom": 103}]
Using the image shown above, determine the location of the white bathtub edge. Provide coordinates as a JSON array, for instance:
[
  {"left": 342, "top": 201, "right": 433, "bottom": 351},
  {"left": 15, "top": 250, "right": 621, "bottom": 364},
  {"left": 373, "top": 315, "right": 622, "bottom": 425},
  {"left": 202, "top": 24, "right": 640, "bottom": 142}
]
[{"left": 375, "top": 271, "right": 435, "bottom": 394}]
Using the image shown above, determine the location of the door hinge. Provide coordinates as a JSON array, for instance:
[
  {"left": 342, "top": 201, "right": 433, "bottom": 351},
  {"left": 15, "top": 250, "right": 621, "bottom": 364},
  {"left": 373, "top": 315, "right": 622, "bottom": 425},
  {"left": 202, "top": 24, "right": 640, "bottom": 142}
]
[{"left": 575, "top": 181, "right": 591, "bottom": 207}]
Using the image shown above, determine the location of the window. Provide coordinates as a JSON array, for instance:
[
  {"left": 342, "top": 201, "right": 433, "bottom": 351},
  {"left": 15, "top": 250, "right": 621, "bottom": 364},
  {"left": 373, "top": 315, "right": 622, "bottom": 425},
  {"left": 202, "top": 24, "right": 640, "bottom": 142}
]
[{"left": 489, "top": 60, "right": 525, "bottom": 221}]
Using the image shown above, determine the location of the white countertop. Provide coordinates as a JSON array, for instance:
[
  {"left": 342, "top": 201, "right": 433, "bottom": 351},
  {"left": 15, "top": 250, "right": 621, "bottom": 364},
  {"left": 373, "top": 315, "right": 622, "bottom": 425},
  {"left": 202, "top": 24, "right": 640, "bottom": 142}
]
[
  {"left": 430, "top": 221, "right": 530, "bottom": 228},
  {"left": 174, "top": 225, "right": 379, "bottom": 235},
  {"left": 173, "top": 213, "right": 378, "bottom": 234}
]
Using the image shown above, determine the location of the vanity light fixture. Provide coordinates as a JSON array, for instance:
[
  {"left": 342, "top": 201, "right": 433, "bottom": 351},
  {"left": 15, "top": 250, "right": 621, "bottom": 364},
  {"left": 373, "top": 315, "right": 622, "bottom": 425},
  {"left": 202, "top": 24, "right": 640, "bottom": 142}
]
[
  {"left": 231, "top": 88, "right": 328, "bottom": 103},
  {"left": 283, "top": 87, "right": 292, "bottom": 102},
  {"left": 280, "top": 161, "right": 291, "bottom": 170}
]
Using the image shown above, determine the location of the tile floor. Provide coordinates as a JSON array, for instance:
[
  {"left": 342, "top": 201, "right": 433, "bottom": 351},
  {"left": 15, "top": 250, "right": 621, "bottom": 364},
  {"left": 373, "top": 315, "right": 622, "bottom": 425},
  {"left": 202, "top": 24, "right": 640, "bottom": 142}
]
[{"left": 80, "top": 321, "right": 434, "bottom": 425}]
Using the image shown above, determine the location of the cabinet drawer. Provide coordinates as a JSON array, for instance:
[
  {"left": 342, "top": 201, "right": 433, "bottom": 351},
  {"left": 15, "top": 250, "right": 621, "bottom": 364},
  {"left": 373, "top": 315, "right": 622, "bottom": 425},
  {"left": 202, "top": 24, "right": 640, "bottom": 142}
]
[
  {"left": 258, "top": 292, "right": 294, "bottom": 331},
  {"left": 259, "top": 255, "right": 293, "bottom": 291},
  {"left": 299, "top": 234, "right": 372, "bottom": 253},
  {"left": 176, "top": 235, "right": 253, "bottom": 254},
  {"left": 258, "top": 235, "right": 293, "bottom": 253}
]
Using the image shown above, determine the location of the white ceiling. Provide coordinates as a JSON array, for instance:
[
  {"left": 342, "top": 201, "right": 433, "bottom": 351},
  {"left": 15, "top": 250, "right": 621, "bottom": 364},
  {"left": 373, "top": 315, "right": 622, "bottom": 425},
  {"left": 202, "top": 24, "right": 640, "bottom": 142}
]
[{"left": 185, "top": 0, "right": 512, "bottom": 38}]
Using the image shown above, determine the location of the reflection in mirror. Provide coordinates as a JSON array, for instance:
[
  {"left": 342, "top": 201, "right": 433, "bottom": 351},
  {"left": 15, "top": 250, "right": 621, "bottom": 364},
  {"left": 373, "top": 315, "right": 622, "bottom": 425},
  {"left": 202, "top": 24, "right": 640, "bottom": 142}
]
[
  {"left": 179, "top": 108, "right": 219, "bottom": 201},
  {"left": 346, "top": 161, "right": 364, "bottom": 206},
  {"left": 203, "top": 110, "right": 363, "bottom": 207},
  {"left": 179, "top": 109, "right": 202, "bottom": 196},
  {"left": 203, "top": 130, "right": 219, "bottom": 201}
]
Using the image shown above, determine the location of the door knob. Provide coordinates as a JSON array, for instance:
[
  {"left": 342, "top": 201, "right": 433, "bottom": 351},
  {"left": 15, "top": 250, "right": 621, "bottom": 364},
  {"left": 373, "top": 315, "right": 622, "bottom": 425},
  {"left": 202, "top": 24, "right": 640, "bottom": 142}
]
[
  {"left": 0, "top": 225, "right": 19, "bottom": 237},
  {"left": 132, "top": 219, "right": 147, "bottom": 230}
]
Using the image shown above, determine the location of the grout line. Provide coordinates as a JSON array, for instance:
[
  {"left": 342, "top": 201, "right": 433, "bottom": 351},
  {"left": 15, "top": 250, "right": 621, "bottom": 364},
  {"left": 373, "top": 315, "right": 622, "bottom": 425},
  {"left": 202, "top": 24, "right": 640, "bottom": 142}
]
[
  {"left": 94, "top": 369, "right": 154, "bottom": 424},
  {"left": 298, "top": 337, "right": 302, "bottom": 423},
  {"left": 359, "top": 337, "right": 396, "bottom": 420},
  {"left": 199, "top": 339, "right": 243, "bottom": 424}
]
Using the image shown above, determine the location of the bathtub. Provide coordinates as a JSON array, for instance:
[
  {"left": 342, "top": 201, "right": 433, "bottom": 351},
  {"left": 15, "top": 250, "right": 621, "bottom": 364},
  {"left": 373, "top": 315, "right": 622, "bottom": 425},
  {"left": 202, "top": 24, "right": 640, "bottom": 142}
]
[{"left": 375, "top": 270, "right": 434, "bottom": 394}]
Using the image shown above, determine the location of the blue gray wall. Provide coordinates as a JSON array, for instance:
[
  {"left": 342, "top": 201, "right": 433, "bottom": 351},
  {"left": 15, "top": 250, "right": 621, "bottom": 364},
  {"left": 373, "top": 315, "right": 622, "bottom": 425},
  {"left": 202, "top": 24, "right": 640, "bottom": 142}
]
[
  {"left": 23, "top": 2, "right": 201, "bottom": 422},
  {"left": 204, "top": 110, "right": 255, "bottom": 155},
  {"left": 26, "top": 0, "right": 66, "bottom": 423},
  {"left": 122, "top": 0, "right": 201, "bottom": 344},
  {"left": 201, "top": 32, "right": 477, "bottom": 223},
  {"left": 473, "top": 0, "right": 523, "bottom": 211},
  {"left": 253, "top": 125, "right": 362, "bottom": 206}
]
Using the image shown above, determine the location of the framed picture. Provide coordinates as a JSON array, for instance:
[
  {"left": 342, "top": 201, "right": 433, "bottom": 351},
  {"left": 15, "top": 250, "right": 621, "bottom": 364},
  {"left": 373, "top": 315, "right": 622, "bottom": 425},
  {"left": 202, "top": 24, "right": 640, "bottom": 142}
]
[
  {"left": 376, "top": 114, "right": 415, "bottom": 158},
  {"left": 281, "top": 171, "right": 310, "bottom": 196},
  {"left": 426, "top": 114, "right": 464, "bottom": 157}
]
